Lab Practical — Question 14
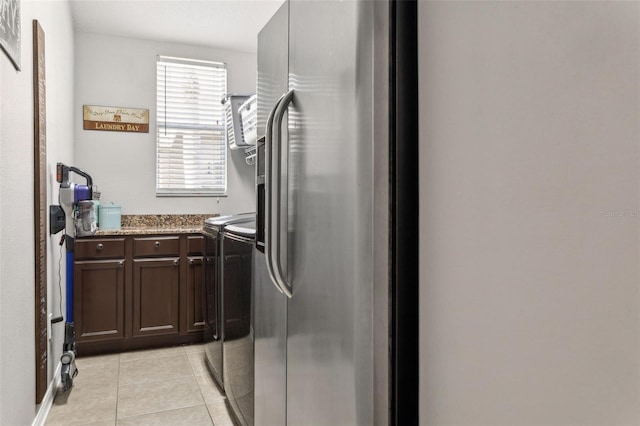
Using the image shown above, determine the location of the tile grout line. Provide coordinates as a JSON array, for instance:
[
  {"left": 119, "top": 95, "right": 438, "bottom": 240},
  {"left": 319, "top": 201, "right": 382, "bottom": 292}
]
[
  {"left": 185, "top": 345, "right": 216, "bottom": 425},
  {"left": 116, "top": 402, "right": 209, "bottom": 422},
  {"left": 185, "top": 345, "right": 217, "bottom": 426}
]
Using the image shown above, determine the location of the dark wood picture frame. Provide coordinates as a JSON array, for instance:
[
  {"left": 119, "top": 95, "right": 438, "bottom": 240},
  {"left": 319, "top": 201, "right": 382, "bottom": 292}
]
[{"left": 0, "top": 0, "right": 21, "bottom": 70}]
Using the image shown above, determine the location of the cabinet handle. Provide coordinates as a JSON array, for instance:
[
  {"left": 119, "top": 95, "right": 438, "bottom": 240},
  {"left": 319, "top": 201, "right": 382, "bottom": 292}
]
[
  {"left": 118, "top": 260, "right": 124, "bottom": 268},
  {"left": 154, "top": 241, "right": 160, "bottom": 247},
  {"left": 96, "top": 243, "right": 104, "bottom": 251},
  {"left": 173, "top": 259, "right": 179, "bottom": 265}
]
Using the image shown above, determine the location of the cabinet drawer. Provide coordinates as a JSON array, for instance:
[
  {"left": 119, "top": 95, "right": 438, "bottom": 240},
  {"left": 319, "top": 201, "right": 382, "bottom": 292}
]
[
  {"left": 75, "top": 239, "right": 125, "bottom": 260},
  {"left": 187, "top": 235, "right": 204, "bottom": 255},
  {"left": 133, "top": 236, "right": 180, "bottom": 257}
]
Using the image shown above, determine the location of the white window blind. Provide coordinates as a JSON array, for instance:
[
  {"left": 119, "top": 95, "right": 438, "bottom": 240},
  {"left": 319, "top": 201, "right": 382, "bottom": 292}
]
[{"left": 156, "top": 56, "right": 227, "bottom": 196}]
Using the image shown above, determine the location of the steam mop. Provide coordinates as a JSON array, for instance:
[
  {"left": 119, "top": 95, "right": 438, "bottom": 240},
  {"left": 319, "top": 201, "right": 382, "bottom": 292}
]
[{"left": 54, "top": 163, "right": 94, "bottom": 392}]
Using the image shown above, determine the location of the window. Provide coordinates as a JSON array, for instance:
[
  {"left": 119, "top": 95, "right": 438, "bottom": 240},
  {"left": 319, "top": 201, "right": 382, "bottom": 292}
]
[{"left": 156, "top": 56, "right": 227, "bottom": 196}]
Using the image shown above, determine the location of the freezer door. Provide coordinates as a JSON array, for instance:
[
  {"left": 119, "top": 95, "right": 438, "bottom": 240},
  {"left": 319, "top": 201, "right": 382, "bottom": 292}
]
[
  {"left": 285, "top": 0, "right": 375, "bottom": 424},
  {"left": 254, "top": 2, "right": 289, "bottom": 426}
]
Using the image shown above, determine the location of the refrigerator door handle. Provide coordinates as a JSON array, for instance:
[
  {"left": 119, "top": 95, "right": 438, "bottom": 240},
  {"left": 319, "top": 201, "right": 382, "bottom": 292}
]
[
  {"left": 265, "top": 94, "right": 286, "bottom": 295},
  {"left": 271, "top": 89, "right": 295, "bottom": 298}
]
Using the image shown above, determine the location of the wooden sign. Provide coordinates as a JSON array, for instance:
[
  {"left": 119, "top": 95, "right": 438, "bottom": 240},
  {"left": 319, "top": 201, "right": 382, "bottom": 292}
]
[{"left": 83, "top": 105, "right": 149, "bottom": 133}]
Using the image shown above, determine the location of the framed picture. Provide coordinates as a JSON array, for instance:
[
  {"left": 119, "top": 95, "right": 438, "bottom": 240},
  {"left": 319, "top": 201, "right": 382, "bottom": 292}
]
[{"left": 0, "top": 0, "right": 20, "bottom": 70}]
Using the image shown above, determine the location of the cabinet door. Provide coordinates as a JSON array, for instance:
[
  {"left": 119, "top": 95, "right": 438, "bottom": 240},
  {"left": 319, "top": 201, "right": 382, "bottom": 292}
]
[
  {"left": 133, "top": 258, "right": 180, "bottom": 337},
  {"left": 187, "top": 256, "right": 204, "bottom": 333},
  {"left": 74, "top": 259, "right": 125, "bottom": 342}
]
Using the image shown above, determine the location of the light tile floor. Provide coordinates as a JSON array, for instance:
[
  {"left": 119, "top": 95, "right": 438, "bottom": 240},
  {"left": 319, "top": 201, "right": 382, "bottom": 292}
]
[{"left": 45, "top": 344, "right": 235, "bottom": 426}]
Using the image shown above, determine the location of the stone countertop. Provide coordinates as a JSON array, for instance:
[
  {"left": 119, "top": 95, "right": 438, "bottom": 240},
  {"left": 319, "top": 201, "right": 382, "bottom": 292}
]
[
  {"left": 92, "top": 214, "right": 218, "bottom": 237},
  {"left": 94, "top": 226, "right": 204, "bottom": 236}
]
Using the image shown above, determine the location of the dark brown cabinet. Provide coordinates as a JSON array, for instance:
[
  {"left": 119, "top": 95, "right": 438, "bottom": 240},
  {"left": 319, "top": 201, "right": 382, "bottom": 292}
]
[
  {"left": 133, "top": 236, "right": 180, "bottom": 257},
  {"left": 74, "top": 233, "right": 205, "bottom": 355},
  {"left": 74, "top": 259, "right": 125, "bottom": 342},
  {"left": 186, "top": 235, "right": 205, "bottom": 334},
  {"left": 186, "top": 256, "right": 204, "bottom": 333},
  {"left": 132, "top": 257, "right": 180, "bottom": 337},
  {"left": 76, "top": 238, "right": 126, "bottom": 259}
]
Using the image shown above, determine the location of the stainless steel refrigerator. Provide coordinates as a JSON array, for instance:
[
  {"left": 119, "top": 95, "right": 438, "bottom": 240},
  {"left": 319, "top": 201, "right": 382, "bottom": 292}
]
[{"left": 253, "top": 1, "right": 413, "bottom": 424}]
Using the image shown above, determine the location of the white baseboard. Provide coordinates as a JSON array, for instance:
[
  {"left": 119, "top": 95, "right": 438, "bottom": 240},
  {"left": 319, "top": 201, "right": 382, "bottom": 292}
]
[{"left": 32, "top": 362, "right": 61, "bottom": 426}]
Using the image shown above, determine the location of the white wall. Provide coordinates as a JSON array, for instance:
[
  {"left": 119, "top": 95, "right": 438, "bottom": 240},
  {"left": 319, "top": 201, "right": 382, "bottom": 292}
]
[
  {"left": 74, "top": 32, "right": 257, "bottom": 215},
  {"left": 0, "top": 1, "right": 75, "bottom": 424},
  {"left": 419, "top": 1, "right": 639, "bottom": 425}
]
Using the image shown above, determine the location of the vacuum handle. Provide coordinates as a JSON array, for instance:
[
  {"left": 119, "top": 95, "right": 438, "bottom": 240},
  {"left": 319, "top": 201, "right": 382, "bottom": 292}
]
[
  {"left": 69, "top": 166, "right": 93, "bottom": 191},
  {"left": 56, "top": 163, "right": 94, "bottom": 198}
]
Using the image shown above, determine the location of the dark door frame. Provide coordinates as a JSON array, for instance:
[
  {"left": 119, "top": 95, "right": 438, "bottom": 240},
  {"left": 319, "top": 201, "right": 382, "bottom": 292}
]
[{"left": 33, "top": 20, "right": 48, "bottom": 403}]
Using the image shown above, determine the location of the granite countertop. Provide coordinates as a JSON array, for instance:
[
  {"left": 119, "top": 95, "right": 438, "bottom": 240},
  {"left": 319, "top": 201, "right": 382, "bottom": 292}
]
[{"left": 94, "top": 214, "right": 218, "bottom": 236}]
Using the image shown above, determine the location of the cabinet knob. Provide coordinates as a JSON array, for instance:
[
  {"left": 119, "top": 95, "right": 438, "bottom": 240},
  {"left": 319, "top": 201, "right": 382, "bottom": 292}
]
[
  {"left": 154, "top": 241, "right": 160, "bottom": 247},
  {"left": 118, "top": 260, "right": 124, "bottom": 268},
  {"left": 96, "top": 243, "right": 104, "bottom": 251},
  {"left": 189, "top": 259, "right": 194, "bottom": 265},
  {"left": 174, "top": 259, "right": 179, "bottom": 265}
]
